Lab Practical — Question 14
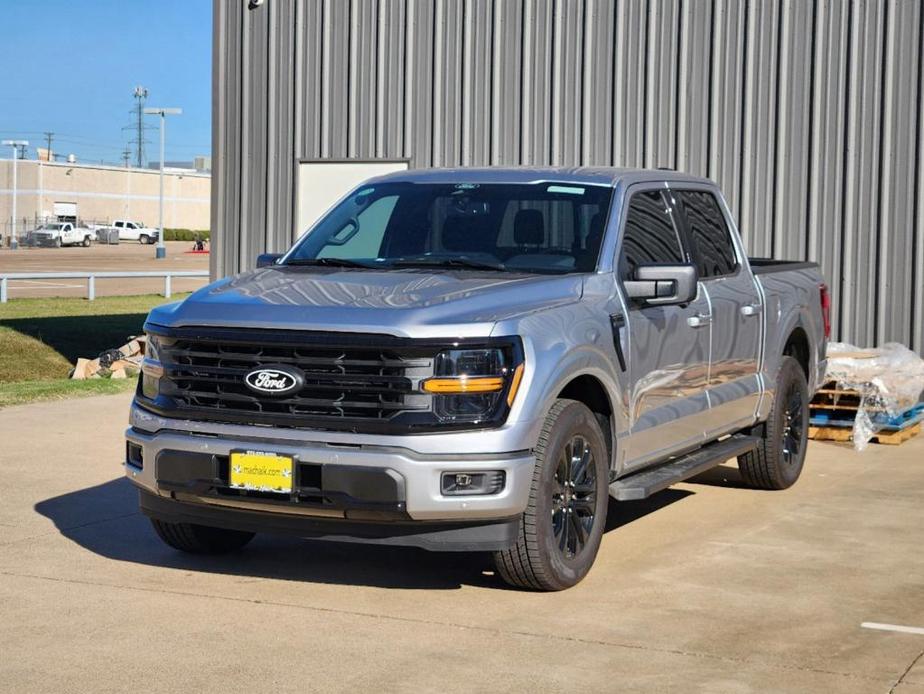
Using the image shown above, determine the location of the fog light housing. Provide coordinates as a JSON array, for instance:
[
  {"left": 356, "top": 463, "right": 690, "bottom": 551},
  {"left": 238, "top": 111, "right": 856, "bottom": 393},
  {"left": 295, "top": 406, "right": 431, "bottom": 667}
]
[
  {"left": 126, "top": 442, "right": 144, "bottom": 470},
  {"left": 441, "top": 471, "right": 505, "bottom": 496}
]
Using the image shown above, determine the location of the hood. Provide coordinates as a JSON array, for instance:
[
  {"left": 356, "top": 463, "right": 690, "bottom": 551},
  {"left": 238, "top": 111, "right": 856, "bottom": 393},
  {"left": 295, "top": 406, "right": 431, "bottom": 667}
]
[{"left": 147, "top": 266, "right": 584, "bottom": 338}]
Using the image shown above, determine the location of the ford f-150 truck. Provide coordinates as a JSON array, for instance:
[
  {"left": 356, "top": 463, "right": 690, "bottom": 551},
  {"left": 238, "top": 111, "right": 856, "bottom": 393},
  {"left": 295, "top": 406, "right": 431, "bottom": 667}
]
[{"left": 127, "top": 168, "right": 829, "bottom": 590}]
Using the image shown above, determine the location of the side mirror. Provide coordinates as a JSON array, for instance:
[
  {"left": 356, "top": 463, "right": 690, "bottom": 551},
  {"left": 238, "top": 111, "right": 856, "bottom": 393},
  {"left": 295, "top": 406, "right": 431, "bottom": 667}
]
[
  {"left": 256, "top": 253, "right": 282, "bottom": 268},
  {"left": 624, "top": 264, "right": 697, "bottom": 306}
]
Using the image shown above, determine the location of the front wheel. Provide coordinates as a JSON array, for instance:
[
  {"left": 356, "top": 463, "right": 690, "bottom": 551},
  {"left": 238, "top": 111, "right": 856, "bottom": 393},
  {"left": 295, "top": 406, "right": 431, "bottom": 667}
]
[
  {"left": 493, "top": 399, "right": 609, "bottom": 591},
  {"left": 150, "top": 518, "right": 255, "bottom": 554},
  {"left": 82, "top": 236, "right": 91, "bottom": 247},
  {"left": 139, "top": 234, "right": 150, "bottom": 245},
  {"left": 738, "top": 356, "right": 809, "bottom": 490}
]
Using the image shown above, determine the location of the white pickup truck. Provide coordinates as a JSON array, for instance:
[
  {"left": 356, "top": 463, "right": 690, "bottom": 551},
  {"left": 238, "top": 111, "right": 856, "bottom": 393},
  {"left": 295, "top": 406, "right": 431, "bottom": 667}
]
[
  {"left": 113, "top": 220, "right": 160, "bottom": 244},
  {"left": 29, "top": 222, "right": 93, "bottom": 248}
]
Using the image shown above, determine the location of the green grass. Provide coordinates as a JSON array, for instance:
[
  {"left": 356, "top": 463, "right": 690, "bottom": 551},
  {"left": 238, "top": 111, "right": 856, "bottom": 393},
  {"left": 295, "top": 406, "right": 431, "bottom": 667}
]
[
  {"left": 0, "top": 293, "right": 191, "bottom": 406},
  {"left": 0, "top": 378, "right": 137, "bottom": 408}
]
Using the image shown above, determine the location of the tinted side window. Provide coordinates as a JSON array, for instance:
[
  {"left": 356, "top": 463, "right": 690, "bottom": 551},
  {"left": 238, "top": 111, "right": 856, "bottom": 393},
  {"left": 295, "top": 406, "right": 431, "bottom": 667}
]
[
  {"left": 618, "top": 190, "right": 684, "bottom": 280},
  {"left": 677, "top": 190, "right": 738, "bottom": 277}
]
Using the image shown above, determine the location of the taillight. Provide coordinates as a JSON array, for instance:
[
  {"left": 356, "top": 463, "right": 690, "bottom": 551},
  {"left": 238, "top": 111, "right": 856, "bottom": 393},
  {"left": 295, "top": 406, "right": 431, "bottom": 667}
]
[{"left": 820, "top": 283, "right": 831, "bottom": 339}]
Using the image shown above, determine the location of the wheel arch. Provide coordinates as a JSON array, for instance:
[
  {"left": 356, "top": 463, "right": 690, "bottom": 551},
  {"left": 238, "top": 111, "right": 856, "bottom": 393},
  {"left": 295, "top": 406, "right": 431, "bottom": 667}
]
[
  {"left": 556, "top": 373, "right": 615, "bottom": 466},
  {"left": 783, "top": 326, "right": 810, "bottom": 380}
]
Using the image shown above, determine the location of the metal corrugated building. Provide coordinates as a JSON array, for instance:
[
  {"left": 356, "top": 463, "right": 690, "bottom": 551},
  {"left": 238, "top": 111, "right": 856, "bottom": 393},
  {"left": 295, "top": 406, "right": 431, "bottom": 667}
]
[{"left": 212, "top": 0, "right": 924, "bottom": 352}]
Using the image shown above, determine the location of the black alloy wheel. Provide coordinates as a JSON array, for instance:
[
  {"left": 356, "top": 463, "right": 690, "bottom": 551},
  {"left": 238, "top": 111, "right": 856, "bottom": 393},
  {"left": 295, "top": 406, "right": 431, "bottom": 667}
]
[
  {"left": 551, "top": 434, "right": 598, "bottom": 559},
  {"left": 738, "top": 355, "right": 809, "bottom": 490},
  {"left": 494, "top": 399, "right": 609, "bottom": 590}
]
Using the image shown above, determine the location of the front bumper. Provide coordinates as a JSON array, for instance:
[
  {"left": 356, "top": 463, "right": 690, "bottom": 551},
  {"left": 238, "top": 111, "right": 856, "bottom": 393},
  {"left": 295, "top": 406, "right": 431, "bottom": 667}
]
[
  {"left": 138, "top": 490, "right": 520, "bottom": 552},
  {"left": 125, "top": 412, "right": 535, "bottom": 549}
]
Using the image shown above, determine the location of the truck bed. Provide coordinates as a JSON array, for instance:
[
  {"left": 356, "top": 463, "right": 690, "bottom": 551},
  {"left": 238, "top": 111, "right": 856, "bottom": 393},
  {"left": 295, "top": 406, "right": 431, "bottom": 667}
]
[{"left": 748, "top": 258, "right": 820, "bottom": 275}]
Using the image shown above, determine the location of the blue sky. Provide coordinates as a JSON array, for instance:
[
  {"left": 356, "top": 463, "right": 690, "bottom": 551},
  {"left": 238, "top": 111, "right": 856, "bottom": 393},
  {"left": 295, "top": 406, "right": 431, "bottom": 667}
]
[{"left": 0, "top": 0, "right": 211, "bottom": 166}]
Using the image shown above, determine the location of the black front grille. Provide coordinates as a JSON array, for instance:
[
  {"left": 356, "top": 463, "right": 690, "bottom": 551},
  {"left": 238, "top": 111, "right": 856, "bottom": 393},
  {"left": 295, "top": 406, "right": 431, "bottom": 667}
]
[
  {"left": 156, "top": 329, "right": 434, "bottom": 426},
  {"left": 139, "top": 326, "right": 521, "bottom": 433}
]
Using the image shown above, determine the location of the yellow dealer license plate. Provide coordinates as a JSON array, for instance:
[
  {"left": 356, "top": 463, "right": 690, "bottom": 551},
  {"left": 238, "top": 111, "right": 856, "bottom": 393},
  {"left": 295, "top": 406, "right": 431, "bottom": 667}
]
[{"left": 229, "top": 450, "right": 293, "bottom": 494}]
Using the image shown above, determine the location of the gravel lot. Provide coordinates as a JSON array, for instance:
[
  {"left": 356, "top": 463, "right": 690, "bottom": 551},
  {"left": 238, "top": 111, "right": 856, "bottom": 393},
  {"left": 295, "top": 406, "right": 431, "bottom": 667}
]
[{"left": 0, "top": 241, "right": 210, "bottom": 299}]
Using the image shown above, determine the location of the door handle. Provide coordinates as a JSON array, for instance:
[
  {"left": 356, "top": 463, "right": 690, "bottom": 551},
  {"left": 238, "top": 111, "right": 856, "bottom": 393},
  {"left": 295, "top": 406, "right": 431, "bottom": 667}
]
[
  {"left": 609, "top": 314, "right": 627, "bottom": 372},
  {"left": 740, "top": 303, "right": 762, "bottom": 317},
  {"left": 687, "top": 313, "right": 712, "bottom": 328}
]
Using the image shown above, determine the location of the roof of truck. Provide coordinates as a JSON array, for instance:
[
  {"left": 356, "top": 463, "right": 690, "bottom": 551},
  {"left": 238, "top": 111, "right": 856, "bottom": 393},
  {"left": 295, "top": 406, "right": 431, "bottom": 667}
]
[{"left": 365, "top": 166, "right": 715, "bottom": 188}]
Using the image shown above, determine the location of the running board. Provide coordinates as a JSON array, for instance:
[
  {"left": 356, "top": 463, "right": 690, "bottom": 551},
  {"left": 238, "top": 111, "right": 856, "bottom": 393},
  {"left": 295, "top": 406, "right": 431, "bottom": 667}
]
[{"left": 610, "top": 434, "right": 759, "bottom": 501}]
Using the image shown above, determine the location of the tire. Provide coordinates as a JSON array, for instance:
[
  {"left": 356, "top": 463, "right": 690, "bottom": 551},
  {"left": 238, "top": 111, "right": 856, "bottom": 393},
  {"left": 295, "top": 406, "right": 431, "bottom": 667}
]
[
  {"left": 493, "top": 399, "right": 609, "bottom": 591},
  {"left": 82, "top": 236, "right": 91, "bottom": 247},
  {"left": 738, "top": 356, "right": 809, "bottom": 490},
  {"left": 139, "top": 234, "right": 150, "bottom": 245},
  {"left": 150, "top": 518, "right": 255, "bottom": 554},
  {"left": 54, "top": 237, "right": 62, "bottom": 248}
]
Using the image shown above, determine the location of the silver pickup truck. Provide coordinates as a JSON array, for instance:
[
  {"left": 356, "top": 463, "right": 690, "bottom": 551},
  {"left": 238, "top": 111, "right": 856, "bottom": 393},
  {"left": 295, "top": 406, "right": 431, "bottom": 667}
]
[{"left": 126, "top": 168, "right": 829, "bottom": 590}]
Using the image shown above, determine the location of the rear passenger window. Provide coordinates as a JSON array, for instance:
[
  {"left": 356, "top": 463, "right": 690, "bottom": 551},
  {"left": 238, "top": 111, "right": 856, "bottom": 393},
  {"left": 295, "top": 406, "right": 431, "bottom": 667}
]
[
  {"left": 618, "top": 190, "right": 685, "bottom": 280},
  {"left": 676, "top": 191, "right": 738, "bottom": 278}
]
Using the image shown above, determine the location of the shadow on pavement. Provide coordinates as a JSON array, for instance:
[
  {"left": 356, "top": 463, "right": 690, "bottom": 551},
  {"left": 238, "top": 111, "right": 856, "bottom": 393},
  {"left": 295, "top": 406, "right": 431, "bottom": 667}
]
[
  {"left": 686, "top": 463, "right": 752, "bottom": 489},
  {"left": 35, "top": 476, "right": 693, "bottom": 591}
]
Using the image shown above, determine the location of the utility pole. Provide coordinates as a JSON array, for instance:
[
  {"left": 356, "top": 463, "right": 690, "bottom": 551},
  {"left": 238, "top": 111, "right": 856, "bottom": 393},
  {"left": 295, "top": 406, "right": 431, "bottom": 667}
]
[
  {"left": 3, "top": 140, "right": 29, "bottom": 250},
  {"left": 121, "top": 149, "right": 131, "bottom": 168},
  {"left": 143, "top": 107, "right": 181, "bottom": 259},
  {"left": 43, "top": 131, "right": 54, "bottom": 161}
]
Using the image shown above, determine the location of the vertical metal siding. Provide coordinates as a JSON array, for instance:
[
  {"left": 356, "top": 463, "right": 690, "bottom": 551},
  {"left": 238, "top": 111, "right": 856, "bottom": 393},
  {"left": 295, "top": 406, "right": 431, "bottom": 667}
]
[
  {"left": 807, "top": 0, "right": 848, "bottom": 341},
  {"left": 490, "top": 0, "right": 521, "bottom": 165},
  {"left": 214, "top": 0, "right": 924, "bottom": 353}
]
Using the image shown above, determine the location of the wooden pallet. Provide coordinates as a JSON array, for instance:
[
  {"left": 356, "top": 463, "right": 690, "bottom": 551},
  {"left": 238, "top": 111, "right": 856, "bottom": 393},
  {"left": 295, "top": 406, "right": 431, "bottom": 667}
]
[
  {"left": 808, "top": 422, "right": 921, "bottom": 445},
  {"left": 811, "top": 383, "right": 871, "bottom": 411}
]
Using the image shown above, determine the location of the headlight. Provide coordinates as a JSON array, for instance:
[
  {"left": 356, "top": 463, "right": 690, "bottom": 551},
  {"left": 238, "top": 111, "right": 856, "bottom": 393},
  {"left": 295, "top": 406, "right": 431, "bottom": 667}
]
[
  {"left": 422, "top": 346, "right": 524, "bottom": 424},
  {"left": 140, "top": 333, "right": 164, "bottom": 398}
]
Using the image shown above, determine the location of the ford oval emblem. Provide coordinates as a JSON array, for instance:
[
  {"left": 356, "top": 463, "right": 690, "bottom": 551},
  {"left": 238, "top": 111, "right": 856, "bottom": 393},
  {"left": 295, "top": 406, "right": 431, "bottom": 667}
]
[{"left": 244, "top": 365, "right": 304, "bottom": 396}]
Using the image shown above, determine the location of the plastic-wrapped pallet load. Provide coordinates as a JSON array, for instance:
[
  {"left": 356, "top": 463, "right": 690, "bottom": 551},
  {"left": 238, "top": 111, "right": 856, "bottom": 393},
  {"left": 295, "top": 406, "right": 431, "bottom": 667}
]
[{"left": 822, "top": 343, "right": 924, "bottom": 450}]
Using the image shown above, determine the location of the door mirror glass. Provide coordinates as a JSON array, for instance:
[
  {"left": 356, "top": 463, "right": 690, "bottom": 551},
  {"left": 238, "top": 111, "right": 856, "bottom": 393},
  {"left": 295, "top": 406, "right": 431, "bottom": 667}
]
[
  {"left": 256, "top": 253, "right": 282, "bottom": 268},
  {"left": 624, "top": 264, "right": 698, "bottom": 306}
]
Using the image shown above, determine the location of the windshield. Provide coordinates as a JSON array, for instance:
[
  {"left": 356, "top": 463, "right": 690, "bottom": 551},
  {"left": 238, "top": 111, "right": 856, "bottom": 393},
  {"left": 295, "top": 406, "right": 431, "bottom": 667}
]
[
  {"left": 37, "top": 224, "right": 64, "bottom": 231},
  {"left": 284, "top": 182, "right": 614, "bottom": 274}
]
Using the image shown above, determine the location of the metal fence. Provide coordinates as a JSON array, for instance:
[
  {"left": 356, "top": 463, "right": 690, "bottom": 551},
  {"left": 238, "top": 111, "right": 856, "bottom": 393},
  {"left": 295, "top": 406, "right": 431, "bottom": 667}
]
[{"left": 0, "top": 271, "right": 209, "bottom": 302}]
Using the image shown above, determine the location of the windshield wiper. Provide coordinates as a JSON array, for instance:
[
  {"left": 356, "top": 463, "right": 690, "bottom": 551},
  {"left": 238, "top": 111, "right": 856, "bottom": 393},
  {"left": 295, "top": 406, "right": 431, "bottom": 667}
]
[
  {"left": 284, "top": 258, "right": 375, "bottom": 268},
  {"left": 390, "top": 257, "right": 507, "bottom": 271}
]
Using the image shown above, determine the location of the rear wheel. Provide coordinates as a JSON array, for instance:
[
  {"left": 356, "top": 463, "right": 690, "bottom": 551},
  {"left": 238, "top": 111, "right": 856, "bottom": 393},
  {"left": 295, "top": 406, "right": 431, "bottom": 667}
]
[
  {"left": 82, "top": 236, "right": 91, "bottom": 247},
  {"left": 493, "top": 399, "right": 609, "bottom": 591},
  {"left": 139, "top": 234, "right": 150, "bottom": 245},
  {"left": 150, "top": 518, "right": 255, "bottom": 554},
  {"left": 738, "top": 356, "right": 809, "bottom": 490}
]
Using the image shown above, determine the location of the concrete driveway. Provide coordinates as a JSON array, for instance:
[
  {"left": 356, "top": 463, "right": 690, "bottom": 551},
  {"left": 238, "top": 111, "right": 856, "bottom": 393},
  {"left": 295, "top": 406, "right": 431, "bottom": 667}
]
[{"left": 1, "top": 392, "right": 923, "bottom": 693}]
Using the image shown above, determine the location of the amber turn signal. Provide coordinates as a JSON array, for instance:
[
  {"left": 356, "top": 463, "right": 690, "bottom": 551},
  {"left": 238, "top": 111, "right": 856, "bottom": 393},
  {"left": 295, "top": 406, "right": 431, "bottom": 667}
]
[
  {"left": 422, "top": 376, "right": 505, "bottom": 394},
  {"left": 506, "top": 364, "right": 525, "bottom": 406}
]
